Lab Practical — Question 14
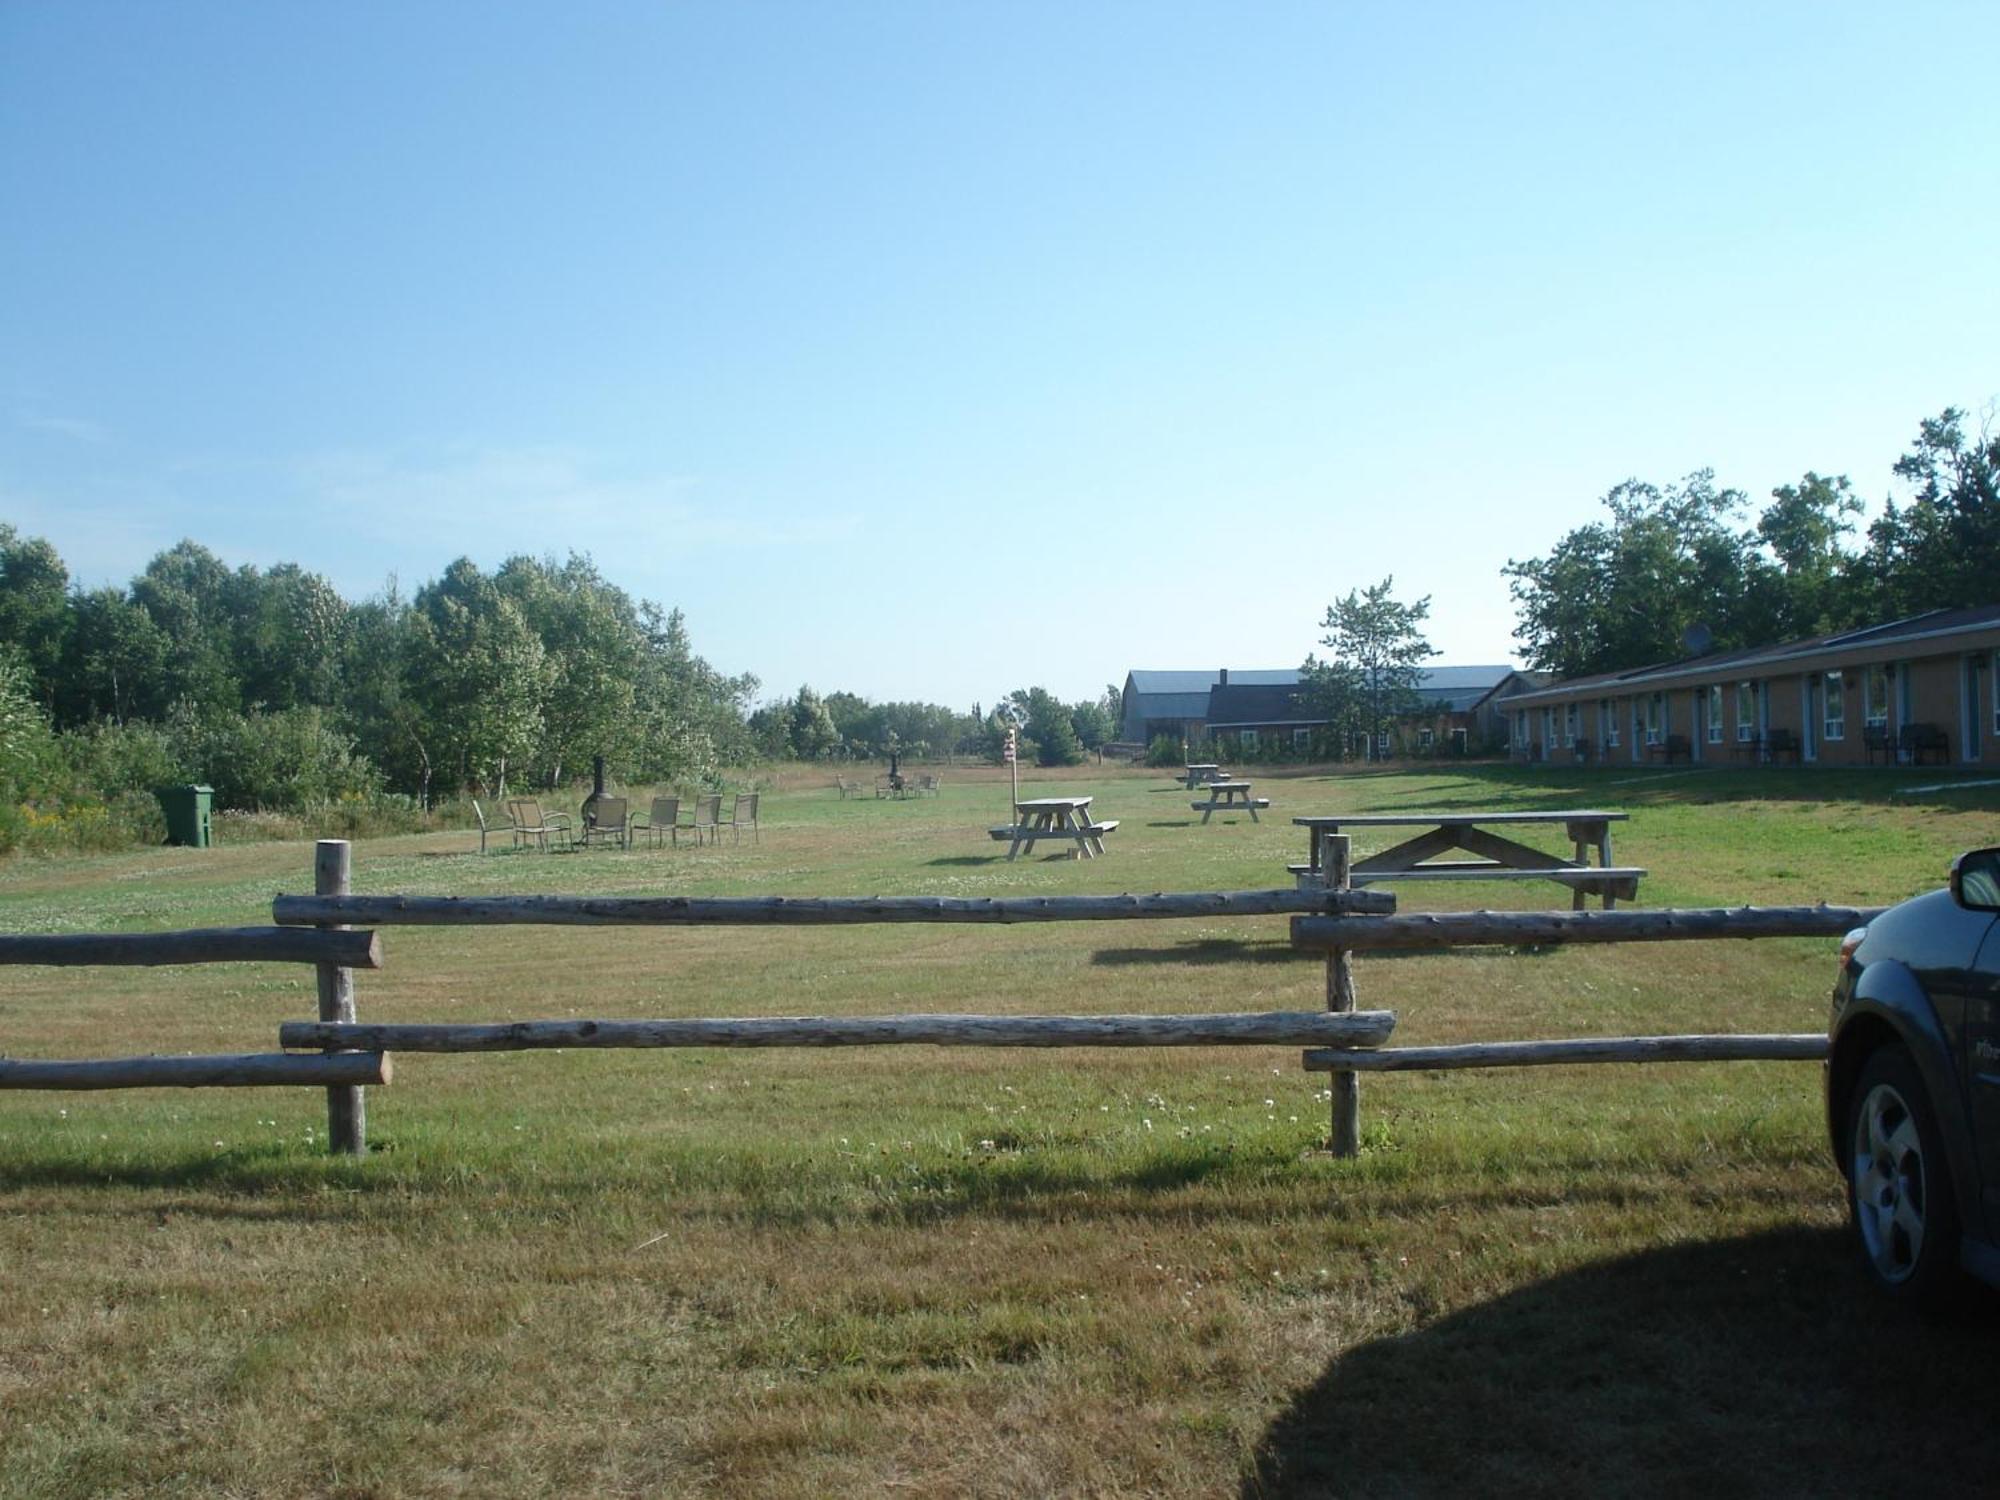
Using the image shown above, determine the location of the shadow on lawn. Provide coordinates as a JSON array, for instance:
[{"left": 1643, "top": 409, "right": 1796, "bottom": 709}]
[{"left": 1245, "top": 1225, "right": 2000, "bottom": 1499}]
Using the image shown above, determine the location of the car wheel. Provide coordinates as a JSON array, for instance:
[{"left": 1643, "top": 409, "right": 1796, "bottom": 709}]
[{"left": 1845, "top": 1045, "right": 1962, "bottom": 1301}]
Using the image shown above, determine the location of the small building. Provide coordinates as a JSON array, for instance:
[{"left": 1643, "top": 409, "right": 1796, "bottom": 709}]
[
  {"left": 1119, "top": 668, "right": 1299, "bottom": 746},
  {"left": 1498, "top": 605, "right": 2000, "bottom": 767},
  {"left": 1121, "top": 664, "right": 1521, "bottom": 758}
]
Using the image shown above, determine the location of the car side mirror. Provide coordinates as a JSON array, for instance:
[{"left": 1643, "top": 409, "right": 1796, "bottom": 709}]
[{"left": 1948, "top": 847, "right": 2000, "bottom": 912}]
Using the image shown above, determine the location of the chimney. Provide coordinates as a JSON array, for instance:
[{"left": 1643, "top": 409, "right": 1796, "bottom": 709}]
[{"left": 1219, "top": 668, "right": 1229, "bottom": 686}]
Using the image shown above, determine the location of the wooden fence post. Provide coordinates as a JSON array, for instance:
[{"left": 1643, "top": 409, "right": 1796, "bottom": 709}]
[
  {"left": 1323, "top": 834, "right": 1360, "bottom": 1157},
  {"left": 315, "top": 839, "right": 366, "bottom": 1155}
]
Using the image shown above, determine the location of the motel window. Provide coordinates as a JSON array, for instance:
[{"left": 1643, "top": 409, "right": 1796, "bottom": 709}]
[
  {"left": 1823, "top": 672, "right": 1845, "bottom": 741},
  {"left": 1706, "top": 684, "right": 1723, "bottom": 743},
  {"left": 1736, "top": 682, "right": 1754, "bottom": 741},
  {"left": 1603, "top": 699, "right": 1619, "bottom": 748},
  {"left": 1418, "top": 727, "right": 1434, "bottom": 752},
  {"left": 1515, "top": 710, "right": 1527, "bottom": 747},
  {"left": 1240, "top": 728, "right": 1259, "bottom": 752},
  {"left": 1292, "top": 727, "right": 1311, "bottom": 752},
  {"left": 1563, "top": 703, "right": 1578, "bottom": 747},
  {"left": 1864, "top": 665, "right": 1890, "bottom": 728},
  {"left": 1645, "top": 694, "right": 1662, "bottom": 745}
]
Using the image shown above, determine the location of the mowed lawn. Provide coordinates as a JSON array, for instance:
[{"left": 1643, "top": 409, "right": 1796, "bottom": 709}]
[{"left": 3, "top": 762, "right": 1999, "bottom": 1498}]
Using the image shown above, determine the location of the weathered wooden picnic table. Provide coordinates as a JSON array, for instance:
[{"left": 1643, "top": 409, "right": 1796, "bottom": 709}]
[
  {"left": 1291, "top": 810, "right": 1642, "bottom": 909},
  {"left": 1191, "top": 779, "right": 1270, "bottom": 823},
  {"left": 1181, "top": 763, "right": 1228, "bottom": 789},
  {"left": 989, "top": 796, "right": 1119, "bottom": 860}
]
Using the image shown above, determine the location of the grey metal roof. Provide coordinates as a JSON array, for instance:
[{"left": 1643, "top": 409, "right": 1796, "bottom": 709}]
[{"left": 1126, "top": 669, "right": 1301, "bottom": 694}]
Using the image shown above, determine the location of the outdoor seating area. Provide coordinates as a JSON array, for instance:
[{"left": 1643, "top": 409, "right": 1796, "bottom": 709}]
[
  {"left": 473, "top": 790, "right": 759, "bottom": 853},
  {"left": 1191, "top": 779, "right": 1270, "bottom": 823},
  {"left": 988, "top": 795, "right": 1118, "bottom": 859},
  {"left": 1290, "top": 809, "right": 1644, "bottom": 910},
  {"left": 1644, "top": 734, "right": 1691, "bottom": 765}
]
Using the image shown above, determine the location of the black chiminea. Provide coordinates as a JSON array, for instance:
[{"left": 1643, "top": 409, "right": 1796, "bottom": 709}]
[
  {"left": 581, "top": 756, "right": 609, "bottom": 830},
  {"left": 885, "top": 734, "right": 903, "bottom": 795}
]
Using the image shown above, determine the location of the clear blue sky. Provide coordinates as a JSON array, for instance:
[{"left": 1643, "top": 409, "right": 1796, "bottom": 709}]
[{"left": 4, "top": 2, "right": 1995, "bottom": 711}]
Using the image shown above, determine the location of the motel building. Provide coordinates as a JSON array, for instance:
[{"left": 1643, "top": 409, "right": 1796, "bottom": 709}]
[{"left": 1499, "top": 604, "right": 2000, "bottom": 769}]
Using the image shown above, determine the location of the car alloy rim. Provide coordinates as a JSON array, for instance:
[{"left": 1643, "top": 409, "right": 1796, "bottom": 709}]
[{"left": 1851, "top": 1081, "right": 1926, "bottom": 1283}]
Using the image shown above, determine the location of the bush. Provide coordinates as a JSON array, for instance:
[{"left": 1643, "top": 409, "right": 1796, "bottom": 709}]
[
  {"left": 1144, "top": 734, "right": 1185, "bottom": 768},
  {"left": 172, "top": 705, "right": 381, "bottom": 813}
]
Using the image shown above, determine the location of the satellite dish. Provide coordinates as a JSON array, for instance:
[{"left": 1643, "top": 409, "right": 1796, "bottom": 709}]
[{"left": 1682, "top": 622, "right": 1714, "bottom": 656}]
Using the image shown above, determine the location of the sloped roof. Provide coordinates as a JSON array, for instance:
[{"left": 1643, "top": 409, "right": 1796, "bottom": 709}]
[
  {"left": 1205, "top": 683, "right": 1316, "bottom": 728},
  {"left": 1503, "top": 604, "right": 2000, "bottom": 707},
  {"left": 1125, "top": 669, "right": 1301, "bottom": 695},
  {"left": 1411, "top": 664, "right": 1516, "bottom": 712}
]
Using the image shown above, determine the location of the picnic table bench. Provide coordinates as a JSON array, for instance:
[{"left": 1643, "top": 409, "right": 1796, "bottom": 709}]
[
  {"left": 1181, "top": 763, "right": 1228, "bottom": 789},
  {"left": 1191, "top": 780, "right": 1270, "bottom": 823},
  {"left": 1291, "top": 810, "right": 1643, "bottom": 909},
  {"left": 987, "top": 796, "right": 1118, "bottom": 859}
]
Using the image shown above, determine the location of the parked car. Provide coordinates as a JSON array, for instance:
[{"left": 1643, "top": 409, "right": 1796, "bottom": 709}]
[{"left": 1826, "top": 846, "right": 2000, "bottom": 1300}]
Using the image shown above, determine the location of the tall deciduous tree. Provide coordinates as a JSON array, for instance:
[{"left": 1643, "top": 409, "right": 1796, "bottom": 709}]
[
  {"left": 1503, "top": 472, "right": 1757, "bottom": 676},
  {"left": 1303, "top": 577, "right": 1435, "bottom": 760},
  {"left": 1859, "top": 407, "right": 2000, "bottom": 619}
]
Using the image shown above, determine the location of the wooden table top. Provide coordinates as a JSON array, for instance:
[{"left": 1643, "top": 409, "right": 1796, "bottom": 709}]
[
  {"left": 1015, "top": 796, "right": 1093, "bottom": 812},
  {"left": 1291, "top": 809, "right": 1626, "bottom": 828},
  {"left": 1201, "top": 781, "right": 1252, "bottom": 792}
]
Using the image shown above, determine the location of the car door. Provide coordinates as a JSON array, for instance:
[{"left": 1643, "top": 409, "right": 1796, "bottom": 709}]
[{"left": 1967, "top": 919, "right": 2000, "bottom": 1227}]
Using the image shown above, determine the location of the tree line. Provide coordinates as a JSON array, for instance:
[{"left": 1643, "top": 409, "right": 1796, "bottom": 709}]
[
  {"left": 1504, "top": 406, "right": 1999, "bottom": 678},
  {"left": 0, "top": 530, "right": 1123, "bottom": 849},
  {"left": 746, "top": 683, "right": 1122, "bottom": 768},
  {"left": 1286, "top": 404, "right": 1998, "bottom": 760}
]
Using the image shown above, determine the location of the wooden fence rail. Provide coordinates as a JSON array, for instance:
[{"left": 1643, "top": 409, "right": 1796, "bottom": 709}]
[
  {"left": 272, "top": 888, "right": 1395, "bottom": 929},
  {"left": 1, "top": 1052, "right": 392, "bottom": 1091},
  {"left": 1297, "top": 835, "right": 1863, "bottom": 1157},
  {"left": 1302, "top": 1033, "right": 1828, "bottom": 1073},
  {"left": 1291, "top": 904, "right": 1885, "bottom": 952},
  {"left": 0, "top": 926, "right": 383, "bottom": 969},
  {"left": 280, "top": 1010, "right": 1398, "bottom": 1053}
]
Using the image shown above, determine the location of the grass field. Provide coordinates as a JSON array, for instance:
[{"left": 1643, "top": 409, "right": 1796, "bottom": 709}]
[{"left": 4, "top": 761, "right": 1999, "bottom": 1498}]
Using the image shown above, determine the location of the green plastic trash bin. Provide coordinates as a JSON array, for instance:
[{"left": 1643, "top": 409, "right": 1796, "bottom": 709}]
[{"left": 157, "top": 784, "right": 214, "bottom": 848}]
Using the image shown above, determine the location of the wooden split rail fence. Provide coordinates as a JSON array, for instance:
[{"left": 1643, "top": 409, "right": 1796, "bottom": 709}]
[
  {"left": 4, "top": 842, "right": 1400, "bottom": 1155},
  {"left": 1290, "top": 835, "right": 1885, "bottom": 1154},
  {"left": 4, "top": 838, "right": 1885, "bottom": 1160}
]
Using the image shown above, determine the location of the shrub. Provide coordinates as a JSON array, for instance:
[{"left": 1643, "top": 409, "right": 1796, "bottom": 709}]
[{"left": 1144, "top": 734, "right": 1184, "bottom": 768}]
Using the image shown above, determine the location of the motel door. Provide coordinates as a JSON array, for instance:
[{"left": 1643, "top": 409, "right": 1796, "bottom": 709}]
[
  {"left": 1801, "top": 674, "right": 1819, "bottom": 762},
  {"left": 1966, "top": 656, "right": 1983, "bottom": 764}
]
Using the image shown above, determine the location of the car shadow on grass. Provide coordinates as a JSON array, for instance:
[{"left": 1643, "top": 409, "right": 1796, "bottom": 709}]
[{"left": 1244, "top": 1224, "right": 2000, "bottom": 1499}]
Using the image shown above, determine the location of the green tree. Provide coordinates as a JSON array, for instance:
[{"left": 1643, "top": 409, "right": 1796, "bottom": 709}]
[
  {"left": 787, "top": 686, "right": 841, "bottom": 760},
  {"left": 130, "top": 540, "right": 242, "bottom": 716},
  {"left": 497, "top": 553, "right": 644, "bottom": 786},
  {"left": 1304, "top": 577, "right": 1435, "bottom": 761},
  {"left": 58, "top": 587, "right": 171, "bottom": 725},
  {"left": 1859, "top": 407, "right": 2000, "bottom": 619},
  {"left": 1749, "top": 472, "right": 1864, "bottom": 638},
  {"left": 0, "top": 526, "right": 71, "bottom": 710},
  {"left": 1504, "top": 473, "right": 1756, "bottom": 676},
  {"left": 1068, "top": 698, "right": 1113, "bottom": 750},
  {"left": 407, "top": 559, "right": 549, "bottom": 792}
]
